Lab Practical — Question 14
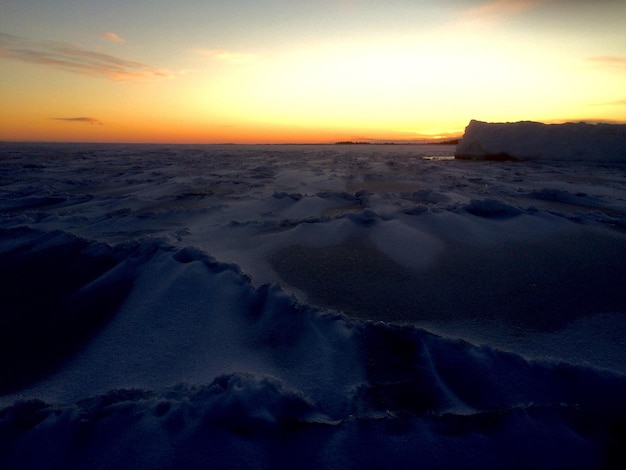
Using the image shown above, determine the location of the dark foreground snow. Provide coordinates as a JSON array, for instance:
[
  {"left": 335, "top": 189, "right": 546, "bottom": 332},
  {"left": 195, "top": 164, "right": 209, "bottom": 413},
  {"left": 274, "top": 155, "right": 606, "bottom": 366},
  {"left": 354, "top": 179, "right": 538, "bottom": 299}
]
[{"left": 1, "top": 143, "right": 625, "bottom": 468}]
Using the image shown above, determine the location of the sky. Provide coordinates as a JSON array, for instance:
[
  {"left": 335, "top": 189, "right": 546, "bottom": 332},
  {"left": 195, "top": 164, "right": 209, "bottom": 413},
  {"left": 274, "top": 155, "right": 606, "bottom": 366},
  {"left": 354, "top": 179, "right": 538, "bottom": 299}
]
[{"left": 1, "top": 0, "right": 625, "bottom": 143}]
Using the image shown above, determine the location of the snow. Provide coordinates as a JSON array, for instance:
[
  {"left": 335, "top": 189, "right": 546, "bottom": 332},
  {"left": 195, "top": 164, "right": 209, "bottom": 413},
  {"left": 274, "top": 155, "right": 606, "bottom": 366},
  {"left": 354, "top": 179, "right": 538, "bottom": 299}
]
[
  {"left": 1, "top": 142, "right": 626, "bottom": 468},
  {"left": 455, "top": 119, "right": 626, "bottom": 161}
]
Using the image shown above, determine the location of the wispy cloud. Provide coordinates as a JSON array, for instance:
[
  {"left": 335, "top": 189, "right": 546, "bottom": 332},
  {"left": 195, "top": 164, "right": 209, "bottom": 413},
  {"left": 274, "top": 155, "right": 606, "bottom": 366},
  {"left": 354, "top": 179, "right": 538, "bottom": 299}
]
[
  {"left": 463, "top": 0, "right": 545, "bottom": 20},
  {"left": 586, "top": 98, "right": 626, "bottom": 108},
  {"left": 195, "top": 48, "right": 258, "bottom": 65},
  {"left": 103, "top": 32, "right": 125, "bottom": 43},
  {"left": 51, "top": 117, "right": 103, "bottom": 125},
  {"left": 587, "top": 56, "right": 626, "bottom": 68},
  {"left": 0, "top": 32, "right": 169, "bottom": 81}
]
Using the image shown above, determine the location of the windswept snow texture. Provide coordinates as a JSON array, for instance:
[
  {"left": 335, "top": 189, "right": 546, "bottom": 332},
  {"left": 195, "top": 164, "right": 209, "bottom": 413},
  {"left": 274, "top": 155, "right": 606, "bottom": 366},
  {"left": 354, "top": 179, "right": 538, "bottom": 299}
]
[
  {"left": 1, "top": 142, "right": 626, "bottom": 469},
  {"left": 455, "top": 119, "right": 626, "bottom": 161}
]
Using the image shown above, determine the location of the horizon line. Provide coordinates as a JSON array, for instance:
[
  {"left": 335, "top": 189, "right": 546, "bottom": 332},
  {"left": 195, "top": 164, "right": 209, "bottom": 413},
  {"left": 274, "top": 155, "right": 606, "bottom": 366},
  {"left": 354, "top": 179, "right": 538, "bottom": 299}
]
[{"left": 0, "top": 138, "right": 462, "bottom": 146}]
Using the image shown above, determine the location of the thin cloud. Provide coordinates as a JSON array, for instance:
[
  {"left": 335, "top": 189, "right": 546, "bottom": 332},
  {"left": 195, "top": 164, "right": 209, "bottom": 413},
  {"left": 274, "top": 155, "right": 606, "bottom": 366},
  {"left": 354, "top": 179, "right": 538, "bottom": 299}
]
[
  {"left": 195, "top": 48, "right": 258, "bottom": 65},
  {"left": 103, "top": 32, "right": 125, "bottom": 43},
  {"left": 587, "top": 56, "right": 626, "bottom": 68},
  {"left": 51, "top": 117, "right": 103, "bottom": 125},
  {"left": 586, "top": 98, "right": 626, "bottom": 107},
  {"left": 0, "top": 32, "right": 169, "bottom": 81},
  {"left": 463, "top": 0, "right": 545, "bottom": 20}
]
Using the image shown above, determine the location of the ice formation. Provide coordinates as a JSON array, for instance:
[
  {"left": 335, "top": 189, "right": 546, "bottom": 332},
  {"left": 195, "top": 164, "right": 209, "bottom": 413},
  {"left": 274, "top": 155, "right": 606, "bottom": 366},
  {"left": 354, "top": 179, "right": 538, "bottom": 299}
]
[{"left": 455, "top": 119, "right": 626, "bottom": 161}]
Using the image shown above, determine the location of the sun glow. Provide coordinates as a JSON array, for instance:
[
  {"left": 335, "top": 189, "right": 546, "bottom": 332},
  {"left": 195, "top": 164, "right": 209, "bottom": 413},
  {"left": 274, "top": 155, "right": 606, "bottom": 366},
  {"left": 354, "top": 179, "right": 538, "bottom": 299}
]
[{"left": 1, "top": 1, "right": 624, "bottom": 143}]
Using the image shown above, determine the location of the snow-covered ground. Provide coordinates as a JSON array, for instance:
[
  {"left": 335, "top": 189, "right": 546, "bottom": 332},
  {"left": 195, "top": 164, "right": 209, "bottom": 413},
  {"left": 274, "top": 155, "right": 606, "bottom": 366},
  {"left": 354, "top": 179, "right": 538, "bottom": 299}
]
[{"left": 1, "top": 142, "right": 625, "bottom": 468}]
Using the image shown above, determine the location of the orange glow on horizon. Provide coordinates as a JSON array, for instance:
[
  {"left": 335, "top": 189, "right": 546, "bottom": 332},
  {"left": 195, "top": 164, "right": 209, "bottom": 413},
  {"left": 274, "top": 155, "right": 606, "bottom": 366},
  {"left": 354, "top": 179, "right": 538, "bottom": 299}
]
[
  {"left": 1, "top": 2, "right": 624, "bottom": 144},
  {"left": 3, "top": 113, "right": 453, "bottom": 145}
]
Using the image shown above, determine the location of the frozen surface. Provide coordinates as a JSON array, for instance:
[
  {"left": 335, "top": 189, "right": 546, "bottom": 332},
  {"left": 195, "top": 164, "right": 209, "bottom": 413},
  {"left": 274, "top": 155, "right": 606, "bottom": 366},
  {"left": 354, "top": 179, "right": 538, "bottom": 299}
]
[
  {"left": 456, "top": 119, "right": 626, "bottom": 161},
  {"left": 1, "top": 142, "right": 625, "bottom": 468}
]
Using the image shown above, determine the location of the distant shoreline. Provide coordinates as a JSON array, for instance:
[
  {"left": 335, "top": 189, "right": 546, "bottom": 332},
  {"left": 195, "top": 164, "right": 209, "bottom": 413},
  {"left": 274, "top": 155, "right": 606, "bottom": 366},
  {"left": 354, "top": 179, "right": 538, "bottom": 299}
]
[{"left": 1, "top": 141, "right": 460, "bottom": 147}]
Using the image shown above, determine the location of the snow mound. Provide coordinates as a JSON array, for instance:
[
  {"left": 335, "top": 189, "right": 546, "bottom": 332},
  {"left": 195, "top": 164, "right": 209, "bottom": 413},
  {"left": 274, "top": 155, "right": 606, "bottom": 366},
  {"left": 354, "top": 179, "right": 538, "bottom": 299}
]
[{"left": 455, "top": 120, "right": 626, "bottom": 161}]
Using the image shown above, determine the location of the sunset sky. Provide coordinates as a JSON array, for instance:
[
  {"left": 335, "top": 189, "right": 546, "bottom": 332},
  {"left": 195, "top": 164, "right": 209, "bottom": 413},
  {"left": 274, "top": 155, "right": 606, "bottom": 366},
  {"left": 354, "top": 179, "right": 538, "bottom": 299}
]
[{"left": 1, "top": 0, "right": 625, "bottom": 143}]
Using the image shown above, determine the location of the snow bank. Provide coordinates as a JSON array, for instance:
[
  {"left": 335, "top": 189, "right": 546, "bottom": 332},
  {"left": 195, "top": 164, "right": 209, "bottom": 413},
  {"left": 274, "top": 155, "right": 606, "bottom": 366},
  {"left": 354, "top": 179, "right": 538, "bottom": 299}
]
[{"left": 455, "top": 119, "right": 626, "bottom": 161}]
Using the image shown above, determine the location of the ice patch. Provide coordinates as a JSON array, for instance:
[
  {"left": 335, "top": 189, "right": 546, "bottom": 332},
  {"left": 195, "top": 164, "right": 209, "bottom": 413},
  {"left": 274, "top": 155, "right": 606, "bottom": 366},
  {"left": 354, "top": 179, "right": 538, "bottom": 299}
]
[{"left": 464, "top": 198, "right": 523, "bottom": 218}]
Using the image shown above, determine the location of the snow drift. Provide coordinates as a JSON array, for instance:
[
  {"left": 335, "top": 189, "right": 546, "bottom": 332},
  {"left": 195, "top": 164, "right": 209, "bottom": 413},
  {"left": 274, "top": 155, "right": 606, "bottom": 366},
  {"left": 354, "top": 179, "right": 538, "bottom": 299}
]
[
  {"left": 1, "top": 234, "right": 625, "bottom": 469},
  {"left": 455, "top": 119, "right": 626, "bottom": 161},
  {"left": 1, "top": 142, "right": 625, "bottom": 468}
]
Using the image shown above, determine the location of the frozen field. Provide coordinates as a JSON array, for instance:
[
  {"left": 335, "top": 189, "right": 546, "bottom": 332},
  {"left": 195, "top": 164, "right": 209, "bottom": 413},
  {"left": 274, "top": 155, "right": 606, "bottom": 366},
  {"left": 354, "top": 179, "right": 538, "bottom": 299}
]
[{"left": 1, "top": 142, "right": 625, "bottom": 468}]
